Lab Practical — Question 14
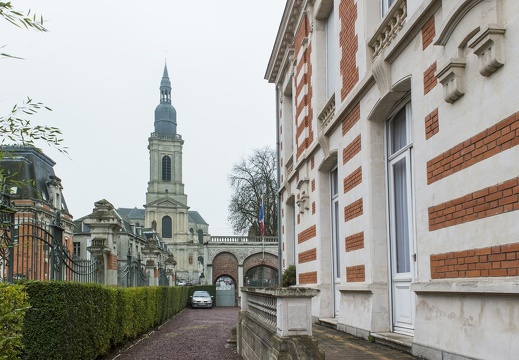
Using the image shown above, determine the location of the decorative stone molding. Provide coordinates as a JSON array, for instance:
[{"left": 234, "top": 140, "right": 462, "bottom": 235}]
[
  {"left": 208, "top": 246, "right": 278, "bottom": 265},
  {"left": 468, "top": 25, "right": 506, "bottom": 77},
  {"left": 318, "top": 95, "right": 335, "bottom": 129},
  {"left": 435, "top": 58, "right": 466, "bottom": 103},
  {"left": 369, "top": 0, "right": 407, "bottom": 59}
]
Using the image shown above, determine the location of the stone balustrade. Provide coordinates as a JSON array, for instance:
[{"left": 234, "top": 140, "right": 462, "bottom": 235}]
[{"left": 210, "top": 235, "right": 278, "bottom": 243}]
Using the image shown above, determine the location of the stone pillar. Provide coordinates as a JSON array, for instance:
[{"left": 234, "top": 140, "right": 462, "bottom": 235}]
[
  {"left": 84, "top": 199, "right": 123, "bottom": 286},
  {"left": 237, "top": 264, "right": 244, "bottom": 303},
  {"left": 275, "top": 287, "right": 319, "bottom": 336}
]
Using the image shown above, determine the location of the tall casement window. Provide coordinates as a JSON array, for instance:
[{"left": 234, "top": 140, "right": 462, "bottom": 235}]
[
  {"left": 73, "top": 242, "right": 81, "bottom": 258},
  {"left": 326, "top": 5, "right": 336, "bottom": 99},
  {"left": 162, "top": 155, "right": 171, "bottom": 181},
  {"left": 387, "top": 101, "right": 416, "bottom": 333},
  {"left": 381, "top": 0, "right": 395, "bottom": 16},
  {"left": 330, "top": 167, "right": 340, "bottom": 316},
  {"left": 162, "top": 215, "right": 172, "bottom": 238}
]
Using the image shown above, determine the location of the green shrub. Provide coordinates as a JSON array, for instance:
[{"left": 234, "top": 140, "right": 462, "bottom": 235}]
[
  {"left": 281, "top": 265, "right": 296, "bottom": 287},
  {"left": 0, "top": 284, "right": 29, "bottom": 360},
  {"left": 21, "top": 282, "right": 189, "bottom": 360}
]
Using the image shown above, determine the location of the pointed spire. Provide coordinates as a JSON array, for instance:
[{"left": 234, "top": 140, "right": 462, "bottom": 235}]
[
  {"left": 160, "top": 62, "right": 171, "bottom": 100},
  {"left": 154, "top": 62, "right": 177, "bottom": 135}
]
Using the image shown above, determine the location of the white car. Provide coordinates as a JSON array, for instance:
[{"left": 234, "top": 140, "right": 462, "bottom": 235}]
[
  {"left": 177, "top": 280, "right": 187, "bottom": 286},
  {"left": 190, "top": 290, "right": 213, "bottom": 309}
]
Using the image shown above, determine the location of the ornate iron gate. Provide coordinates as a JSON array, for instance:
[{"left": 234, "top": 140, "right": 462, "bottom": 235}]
[
  {"left": 118, "top": 251, "right": 149, "bottom": 287},
  {"left": 0, "top": 193, "right": 99, "bottom": 283}
]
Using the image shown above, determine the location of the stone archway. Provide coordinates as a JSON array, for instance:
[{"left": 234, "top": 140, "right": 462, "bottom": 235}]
[
  {"left": 212, "top": 252, "right": 239, "bottom": 305},
  {"left": 243, "top": 253, "right": 279, "bottom": 287}
]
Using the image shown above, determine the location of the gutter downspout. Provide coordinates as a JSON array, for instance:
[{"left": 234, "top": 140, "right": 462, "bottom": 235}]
[{"left": 275, "top": 86, "right": 283, "bottom": 286}]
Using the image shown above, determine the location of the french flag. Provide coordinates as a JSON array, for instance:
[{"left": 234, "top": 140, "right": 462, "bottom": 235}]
[{"left": 259, "top": 199, "right": 265, "bottom": 236}]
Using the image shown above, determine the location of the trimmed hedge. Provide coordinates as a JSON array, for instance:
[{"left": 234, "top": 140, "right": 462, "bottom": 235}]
[
  {"left": 20, "top": 282, "right": 189, "bottom": 360},
  {"left": 0, "top": 284, "right": 29, "bottom": 360}
]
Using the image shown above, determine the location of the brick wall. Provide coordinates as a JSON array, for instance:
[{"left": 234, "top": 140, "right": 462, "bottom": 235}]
[
  {"left": 294, "top": 15, "right": 314, "bottom": 161},
  {"left": 343, "top": 135, "right": 361, "bottom": 164},
  {"left": 346, "top": 265, "right": 365, "bottom": 282},
  {"left": 344, "top": 198, "right": 363, "bottom": 222},
  {"left": 343, "top": 166, "right": 362, "bottom": 194},
  {"left": 431, "top": 242, "right": 519, "bottom": 279},
  {"left": 345, "top": 232, "right": 364, "bottom": 252},
  {"left": 298, "top": 248, "right": 317, "bottom": 264},
  {"left": 342, "top": 103, "right": 360, "bottom": 135},
  {"left": 312, "top": 202, "right": 316, "bottom": 214},
  {"left": 107, "top": 254, "right": 118, "bottom": 270},
  {"left": 339, "top": 0, "right": 359, "bottom": 100},
  {"left": 427, "top": 111, "right": 519, "bottom": 184},
  {"left": 299, "top": 271, "right": 318, "bottom": 284},
  {"left": 311, "top": 179, "right": 315, "bottom": 192},
  {"left": 298, "top": 225, "right": 316, "bottom": 243},
  {"left": 422, "top": 15, "right": 435, "bottom": 50},
  {"left": 429, "top": 177, "right": 519, "bottom": 231},
  {"left": 212, "top": 252, "right": 238, "bottom": 285},
  {"left": 423, "top": 62, "right": 437, "bottom": 94},
  {"left": 425, "top": 108, "right": 439, "bottom": 140}
]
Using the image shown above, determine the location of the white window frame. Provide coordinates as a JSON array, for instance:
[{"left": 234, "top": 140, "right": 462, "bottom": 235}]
[
  {"left": 381, "top": 0, "right": 395, "bottom": 17},
  {"left": 325, "top": 6, "right": 336, "bottom": 99}
]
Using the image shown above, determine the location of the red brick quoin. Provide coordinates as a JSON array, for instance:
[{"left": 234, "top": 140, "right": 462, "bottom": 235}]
[
  {"left": 346, "top": 265, "right": 365, "bottom": 282},
  {"left": 298, "top": 225, "right": 316, "bottom": 244},
  {"left": 299, "top": 271, "right": 317, "bottom": 284},
  {"left": 431, "top": 242, "right": 519, "bottom": 279},
  {"left": 427, "top": 111, "right": 519, "bottom": 184},
  {"left": 298, "top": 248, "right": 317, "bottom": 264},
  {"left": 345, "top": 232, "right": 364, "bottom": 252},
  {"left": 428, "top": 177, "right": 519, "bottom": 231},
  {"left": 424, "top": 62, "right": 437, "bottom": 95}
]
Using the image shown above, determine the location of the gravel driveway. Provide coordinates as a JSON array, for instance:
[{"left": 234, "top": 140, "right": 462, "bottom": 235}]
[{"left": 105, "top": 307, "right": 241, "bottom": 360}]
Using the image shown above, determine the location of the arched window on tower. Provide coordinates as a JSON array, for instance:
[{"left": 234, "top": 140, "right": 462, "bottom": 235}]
[
  {"left": 198, "top": 229, "right": 204, "bottom": 244},
  {"left": 162, "top": 216, "right": 172, "bottom": 238},
  {"left": 162, "top": 155, "right": 171, "bottom": 181}
]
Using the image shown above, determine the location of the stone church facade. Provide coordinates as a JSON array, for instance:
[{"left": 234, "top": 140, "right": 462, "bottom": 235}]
[
  {"left": 75, "top": 64, "right": 210, "bottom": 284},
  {"left": 267, "top": 1, "right": 519, "bottom": 359}
]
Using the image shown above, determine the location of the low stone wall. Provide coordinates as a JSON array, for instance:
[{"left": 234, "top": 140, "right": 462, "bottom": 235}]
[{"left": 237, "top": 287, "right": 324, "bottom": 360}]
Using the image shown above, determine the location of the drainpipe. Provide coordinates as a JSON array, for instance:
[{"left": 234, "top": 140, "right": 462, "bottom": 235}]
[{"left": 275, "top": 86, "right": 282, "bottom": 286}]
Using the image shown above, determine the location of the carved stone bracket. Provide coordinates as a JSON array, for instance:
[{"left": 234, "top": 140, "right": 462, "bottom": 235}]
[
  {"left": 296, "top": 178, "right": 310, "bottom": 214},
  {"left": 468, "top": 25, "right": 506, "bottom": 77},
  {"left": 436, "top": 58, "right": 466, "bottom": 103}
]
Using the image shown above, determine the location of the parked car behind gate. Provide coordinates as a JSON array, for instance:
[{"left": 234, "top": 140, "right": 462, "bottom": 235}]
[{"left": 190, "top": 290, "right": 213, "bottom": 309}]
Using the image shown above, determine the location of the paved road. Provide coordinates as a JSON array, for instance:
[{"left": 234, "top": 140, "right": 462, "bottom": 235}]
[
  {"left": 105, "top": 307, "right": 241, "bottom": 360},
  {"left": 104, "top": 307, "right": 418, "bottom": 360}
]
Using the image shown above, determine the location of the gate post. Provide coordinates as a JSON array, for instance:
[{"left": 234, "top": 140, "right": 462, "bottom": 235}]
[{"left": 83, "top": 200, "right": 122, "bottom": 286}]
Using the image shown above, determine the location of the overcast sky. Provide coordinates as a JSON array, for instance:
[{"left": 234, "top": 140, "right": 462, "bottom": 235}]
[{"left": 1, "top": 1, "right": 285, "bottom": 235}]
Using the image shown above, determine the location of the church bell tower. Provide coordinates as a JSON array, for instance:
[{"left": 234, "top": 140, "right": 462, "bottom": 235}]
[{"left": 145, "top": 63, "right": 189, "bottom": 243}]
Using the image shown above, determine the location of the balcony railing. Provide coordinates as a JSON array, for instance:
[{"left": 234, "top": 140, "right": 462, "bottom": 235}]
[
  {"left": 369, "top": 0, "right": 407, "bottom": 59},
  {"left": 209, "top": 236, "right": 278, "bottom": 243}
]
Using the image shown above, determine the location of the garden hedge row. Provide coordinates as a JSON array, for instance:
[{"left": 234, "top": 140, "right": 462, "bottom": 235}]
[
  {"left": 0, "top": 282, "right": 189, "bottom": 360},
  {"left": 0, "top": 284, "right": 29, "bottom": 360}
]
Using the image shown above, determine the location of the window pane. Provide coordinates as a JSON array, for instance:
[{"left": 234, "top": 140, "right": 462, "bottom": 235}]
[
  {"left": 331, "top": 168, "right": 338, "bottom": 197},
  {"left": 326, "top": 7, "right": 335, "bottom": 98},
  {"left": 334, "top": 201, "right": 340, "bottom": 278},
  {"left": 162, "top": 156, "right": 171, "bottom": 181},
  {"left": 162, "top": 216, "right": 172, "bottom": 238},
  {"left": 393, "top": 158, "right": 410, "bottom": 273},
  {"left": 389, "top": 107, "right": 407, "bottom": 155}
]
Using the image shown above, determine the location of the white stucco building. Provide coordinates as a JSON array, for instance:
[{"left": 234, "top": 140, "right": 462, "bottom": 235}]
[{"left": 266, "top": 1, "right": 518, "bottom": 359}]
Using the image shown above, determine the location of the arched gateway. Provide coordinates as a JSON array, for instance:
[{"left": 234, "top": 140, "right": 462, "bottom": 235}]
[{"left": 205, "top": 236, "right": 279, "bottom": 306}]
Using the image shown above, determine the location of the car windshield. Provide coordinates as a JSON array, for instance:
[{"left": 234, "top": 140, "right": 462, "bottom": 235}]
[{"left": 193, "top": 291, "right": 210, "bottom": 297}]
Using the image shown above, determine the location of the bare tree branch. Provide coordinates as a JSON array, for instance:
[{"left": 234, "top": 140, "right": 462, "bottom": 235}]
[{"left": 228, "top": 146, "right": 278, "bottom": 236}]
